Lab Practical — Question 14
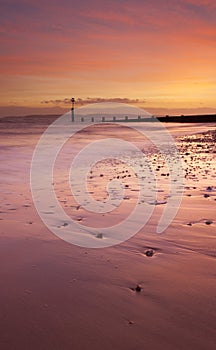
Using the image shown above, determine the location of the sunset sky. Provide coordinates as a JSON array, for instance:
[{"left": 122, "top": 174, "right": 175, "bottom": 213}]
[{"left": 1, "top": 0, "right": 216, "bottom": 116}]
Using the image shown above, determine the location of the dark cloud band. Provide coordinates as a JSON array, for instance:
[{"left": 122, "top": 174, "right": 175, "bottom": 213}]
[{"left": 41, "top": 97, "right": 146, "bottom": 106}]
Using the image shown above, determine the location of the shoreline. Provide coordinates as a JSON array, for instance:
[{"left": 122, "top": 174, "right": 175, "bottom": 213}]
[{"left": 1, "top": 113, "right": 216, "bottom": 124}]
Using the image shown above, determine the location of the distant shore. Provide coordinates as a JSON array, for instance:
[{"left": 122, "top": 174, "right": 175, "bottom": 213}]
[
  {"left": 1, "top": 113, "right": 216, "bottom": 124},
  {"left": 158, "top": 113, "right": 216, "bottom": 123}
]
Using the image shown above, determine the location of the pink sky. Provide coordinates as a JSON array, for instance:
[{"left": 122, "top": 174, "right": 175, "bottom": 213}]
[{"left": 1, "top": 0, "right": 216, "bottom": 116}]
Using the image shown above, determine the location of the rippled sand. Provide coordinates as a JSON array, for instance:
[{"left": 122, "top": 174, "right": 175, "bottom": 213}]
[{"left": 0, "top": 115, "right": 216, "bottom": 350}]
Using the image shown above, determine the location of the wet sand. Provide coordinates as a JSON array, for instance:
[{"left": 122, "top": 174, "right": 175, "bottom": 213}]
[{"left": 0, "top": 116, "right": 216, "bottom": 350}]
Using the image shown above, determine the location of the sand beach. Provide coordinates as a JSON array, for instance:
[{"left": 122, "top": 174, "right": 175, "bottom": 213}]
[{"left": 0, "top": 115, "right": 216, "bottom": 350}]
